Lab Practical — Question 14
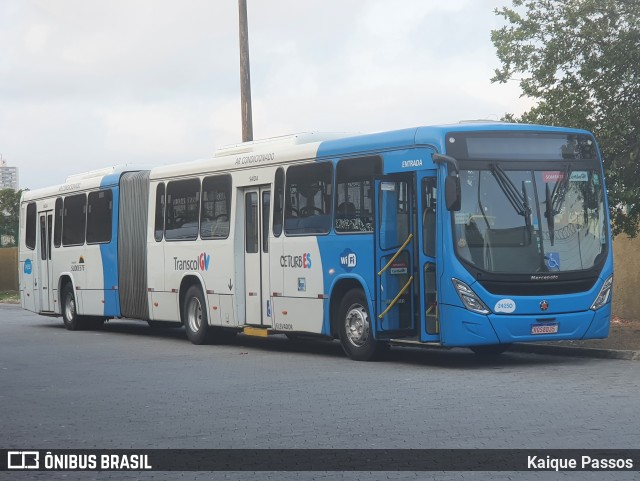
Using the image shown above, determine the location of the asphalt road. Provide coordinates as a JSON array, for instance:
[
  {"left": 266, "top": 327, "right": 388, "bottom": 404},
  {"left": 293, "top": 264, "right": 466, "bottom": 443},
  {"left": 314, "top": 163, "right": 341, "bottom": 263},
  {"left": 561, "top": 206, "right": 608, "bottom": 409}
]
[{"left": 1, "top": 304, "right": 639, "bottom": 481}]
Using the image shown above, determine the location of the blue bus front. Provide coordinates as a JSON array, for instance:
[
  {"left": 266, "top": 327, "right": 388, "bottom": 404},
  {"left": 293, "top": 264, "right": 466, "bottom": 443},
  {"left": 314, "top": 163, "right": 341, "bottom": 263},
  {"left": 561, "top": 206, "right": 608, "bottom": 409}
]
[{"left": 434, "top": 128, "right": 613, "bottom": 349}]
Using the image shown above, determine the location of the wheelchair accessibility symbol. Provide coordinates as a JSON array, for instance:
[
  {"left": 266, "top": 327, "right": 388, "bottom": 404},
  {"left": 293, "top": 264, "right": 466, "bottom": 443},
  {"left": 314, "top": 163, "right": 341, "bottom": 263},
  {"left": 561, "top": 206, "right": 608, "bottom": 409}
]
[{"left": 545, "top": 252, "right": 560, "bottom": 270}]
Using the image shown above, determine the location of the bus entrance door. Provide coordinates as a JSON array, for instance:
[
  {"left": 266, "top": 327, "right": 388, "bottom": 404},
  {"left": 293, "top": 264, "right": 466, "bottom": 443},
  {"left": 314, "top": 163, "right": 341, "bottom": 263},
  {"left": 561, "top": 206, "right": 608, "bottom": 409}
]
[
  {"left": 36, "top": 211, "right": 54, "bottom": 312},
  {"left": 418, "top": 173, "right": 440, "bottom": 342},
  {"left": 243, "top": 186, "right": 272, "bottom": 326},
  {"left": 374, "top": 176, "right": 416, "bottom": 339}
]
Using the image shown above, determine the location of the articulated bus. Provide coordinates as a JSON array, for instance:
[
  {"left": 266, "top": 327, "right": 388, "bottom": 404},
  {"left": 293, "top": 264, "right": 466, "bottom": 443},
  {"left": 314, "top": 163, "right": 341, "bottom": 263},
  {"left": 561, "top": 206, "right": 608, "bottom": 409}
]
[{"left": 19, "top": 123, "right": 613, "bottom": 360}]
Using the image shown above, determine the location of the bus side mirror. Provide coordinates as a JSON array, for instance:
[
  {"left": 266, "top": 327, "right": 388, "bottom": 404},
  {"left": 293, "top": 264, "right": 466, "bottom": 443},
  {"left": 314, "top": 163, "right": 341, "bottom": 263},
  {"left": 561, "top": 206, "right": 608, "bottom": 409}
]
[{"left": 445, "top": 175, "right": 461, "bottom": 211}]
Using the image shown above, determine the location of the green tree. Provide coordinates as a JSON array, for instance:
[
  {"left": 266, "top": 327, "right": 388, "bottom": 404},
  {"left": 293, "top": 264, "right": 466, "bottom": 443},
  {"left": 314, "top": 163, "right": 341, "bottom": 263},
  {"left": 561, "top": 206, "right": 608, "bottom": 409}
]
[
  {"left": 491, "top": 0, "right": 640, "bottom": 237},
  {"left": 0, "top": 188, "right": 22, "bottom": 247}
]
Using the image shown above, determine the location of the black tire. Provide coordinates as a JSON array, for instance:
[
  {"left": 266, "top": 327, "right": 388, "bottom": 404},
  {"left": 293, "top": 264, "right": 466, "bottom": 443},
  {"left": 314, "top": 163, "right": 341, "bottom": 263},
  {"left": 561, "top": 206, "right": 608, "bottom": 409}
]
[
  {"left": 61, "top": 283, "right": 83, "bottom": 330},
  {"left": 182, "top": 285, "right": 210, "bottom": 345},
  {"left": 337, "top": 289, "right": 387, "bottom": 361},
  {"left": 470, "top": 344, "right": 511, "bottom": 357}
]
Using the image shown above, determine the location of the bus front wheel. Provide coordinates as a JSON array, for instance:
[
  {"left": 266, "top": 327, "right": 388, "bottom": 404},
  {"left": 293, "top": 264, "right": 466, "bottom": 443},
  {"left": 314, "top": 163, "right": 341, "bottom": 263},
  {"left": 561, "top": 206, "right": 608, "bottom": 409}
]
[
  {"left": 338, "top": 289, "right": 387, "bottom": 361},
  {"left": 183, "top": 286, "right": 210, "bottom": 345}
]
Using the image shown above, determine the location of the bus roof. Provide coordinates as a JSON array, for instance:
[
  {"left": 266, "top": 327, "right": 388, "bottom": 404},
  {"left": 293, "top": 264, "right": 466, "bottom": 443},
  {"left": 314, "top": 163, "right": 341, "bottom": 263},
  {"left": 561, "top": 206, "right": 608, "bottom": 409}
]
[
  {"left": 23, "top": 122, "right": 595, "bottom": 199},
  {"left": 21, "top": 164, "right": 149, "bottom": 202},
  {"left": 314, "top": 122, "right": 593, "bottom": 158}
]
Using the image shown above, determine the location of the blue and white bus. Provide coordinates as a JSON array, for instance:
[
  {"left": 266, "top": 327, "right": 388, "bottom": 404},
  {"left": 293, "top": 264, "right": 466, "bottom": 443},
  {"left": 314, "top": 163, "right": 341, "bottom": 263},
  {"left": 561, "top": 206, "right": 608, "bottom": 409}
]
[{"left": 19, "top": 123, "right": 613, "bottom": 360}]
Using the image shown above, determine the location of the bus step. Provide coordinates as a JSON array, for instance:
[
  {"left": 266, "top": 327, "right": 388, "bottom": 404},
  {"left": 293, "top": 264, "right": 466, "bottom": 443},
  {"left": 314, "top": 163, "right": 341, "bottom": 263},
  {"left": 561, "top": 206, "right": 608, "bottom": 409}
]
[{"left": 242, "top": 326, "right": 275, "bottom": 337}]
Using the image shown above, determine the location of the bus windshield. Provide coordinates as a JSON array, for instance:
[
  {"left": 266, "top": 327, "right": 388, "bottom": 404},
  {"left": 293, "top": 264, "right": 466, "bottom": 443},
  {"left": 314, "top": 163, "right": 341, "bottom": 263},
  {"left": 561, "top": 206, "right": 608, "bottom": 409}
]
[{"left": 454, "top": 165, "right": 607, "bottom": 274}]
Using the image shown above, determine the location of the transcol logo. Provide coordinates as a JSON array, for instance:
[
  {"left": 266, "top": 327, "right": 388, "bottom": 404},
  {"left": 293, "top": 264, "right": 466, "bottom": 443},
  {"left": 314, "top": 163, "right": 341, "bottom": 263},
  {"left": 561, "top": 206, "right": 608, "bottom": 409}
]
[
  {"left": 198, "top": 252, "right": 211, "bottom": 271},
  {"left": 174, "top": 252, "right": 211, "bottom": 271},
  {"left": 339, "top": 249, "right": 357, "bottom": 272}
]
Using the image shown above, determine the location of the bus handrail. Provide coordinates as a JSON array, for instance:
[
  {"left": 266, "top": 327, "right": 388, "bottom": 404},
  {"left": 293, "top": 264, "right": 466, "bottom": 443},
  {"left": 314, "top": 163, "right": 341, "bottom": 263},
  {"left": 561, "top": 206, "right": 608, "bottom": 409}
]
[
  {"left": 377, "top": 233, "right": 413, "bottom": 276},
  {"left": 378, "top": 275, "right": 414, "bottom": 319}
]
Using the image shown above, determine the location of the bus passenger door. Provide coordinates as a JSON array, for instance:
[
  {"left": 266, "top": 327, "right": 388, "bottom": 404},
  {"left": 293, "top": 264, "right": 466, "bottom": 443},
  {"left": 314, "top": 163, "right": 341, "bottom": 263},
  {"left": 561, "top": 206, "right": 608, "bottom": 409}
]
[
  {"left": 37, "top": 211, "right": 54, "bottom": 312},
  {"left": 374, "top": 176, "right": 416, "bottom": 339},
  {"left": 418, "top": 173, "right": 440, "bottom": 342},
  {"left": 243, "top": 186, "right": 271, "bottom": 326}
]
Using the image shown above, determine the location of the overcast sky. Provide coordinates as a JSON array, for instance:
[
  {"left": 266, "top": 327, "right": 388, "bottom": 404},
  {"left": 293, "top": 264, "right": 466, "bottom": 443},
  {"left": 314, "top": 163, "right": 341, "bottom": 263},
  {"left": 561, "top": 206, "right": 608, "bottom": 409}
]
[{"left": 1, "top": 0, "right": 533, "bottom": 190}]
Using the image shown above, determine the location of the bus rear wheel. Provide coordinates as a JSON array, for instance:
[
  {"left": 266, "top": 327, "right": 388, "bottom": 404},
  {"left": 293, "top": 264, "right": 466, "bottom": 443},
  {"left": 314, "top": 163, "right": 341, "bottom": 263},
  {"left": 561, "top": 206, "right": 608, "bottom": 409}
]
[
  {"left": 61, "top": 283, "right": 83, "bottom": 331},
  {"left": 470, "top": 344, "right": 511, "bottom": 357},
  {"left": 338, "top": 289, "right": 387, "bottom": 361},
  {"left": 183, "top": 286, "right": 210, "bottom": 345}
]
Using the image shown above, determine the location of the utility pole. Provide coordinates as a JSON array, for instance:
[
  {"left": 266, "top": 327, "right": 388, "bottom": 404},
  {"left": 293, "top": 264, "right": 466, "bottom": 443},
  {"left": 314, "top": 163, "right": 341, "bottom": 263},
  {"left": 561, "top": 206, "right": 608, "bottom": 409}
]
[{"left": 238, "top": 0, "right": 253, "bottom": 142}]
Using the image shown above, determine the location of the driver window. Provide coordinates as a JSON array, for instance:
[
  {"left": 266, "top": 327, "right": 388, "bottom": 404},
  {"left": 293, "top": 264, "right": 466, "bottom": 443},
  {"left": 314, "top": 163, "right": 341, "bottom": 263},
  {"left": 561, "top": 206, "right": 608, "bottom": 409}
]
[{"left": 201, "top": 174, "right": 231, "bottom": 239}]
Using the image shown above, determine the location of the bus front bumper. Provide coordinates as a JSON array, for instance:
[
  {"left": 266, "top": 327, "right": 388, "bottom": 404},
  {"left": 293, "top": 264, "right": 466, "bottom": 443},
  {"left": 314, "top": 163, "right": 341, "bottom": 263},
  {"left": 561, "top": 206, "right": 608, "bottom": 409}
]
[{"left": 437, "top": 304, "right": 611, "bottom": 347}]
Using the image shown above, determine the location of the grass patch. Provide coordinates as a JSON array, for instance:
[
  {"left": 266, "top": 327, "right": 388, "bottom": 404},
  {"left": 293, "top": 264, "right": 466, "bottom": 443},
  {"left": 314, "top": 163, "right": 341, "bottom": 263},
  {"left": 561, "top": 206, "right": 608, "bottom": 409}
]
[{"left": 0, "top": 290, "right": 19, "bottom": 304}]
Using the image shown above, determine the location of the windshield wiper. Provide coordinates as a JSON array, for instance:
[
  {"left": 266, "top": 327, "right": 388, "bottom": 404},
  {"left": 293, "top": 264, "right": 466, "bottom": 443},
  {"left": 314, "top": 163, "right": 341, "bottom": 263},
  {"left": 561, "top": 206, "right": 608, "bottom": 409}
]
[
  {"left": 489, "top": 164, "right": 532, "bottom": 236},
  {"left": 545, "top": 182, "right": 555, "bottom": 246},
  {"left": 544, "top": 164, "right": 572, "bottom": 246},
  {"left": 552, "top": 164, "right": 572, "bottom": 214}
]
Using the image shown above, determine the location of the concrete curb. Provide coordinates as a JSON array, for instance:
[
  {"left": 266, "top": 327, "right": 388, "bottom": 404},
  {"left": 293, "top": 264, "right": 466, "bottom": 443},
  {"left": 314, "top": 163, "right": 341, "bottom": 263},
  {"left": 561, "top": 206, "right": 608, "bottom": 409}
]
[{"left": 511, "top": 343, "right": 640, "bottom": 361}]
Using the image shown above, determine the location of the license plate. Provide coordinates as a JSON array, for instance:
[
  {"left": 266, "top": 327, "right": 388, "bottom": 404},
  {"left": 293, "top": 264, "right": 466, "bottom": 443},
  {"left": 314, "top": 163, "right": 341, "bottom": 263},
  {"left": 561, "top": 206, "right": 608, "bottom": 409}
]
[{"left": 531, "top": 323, "right": 559, "bottom": 335}]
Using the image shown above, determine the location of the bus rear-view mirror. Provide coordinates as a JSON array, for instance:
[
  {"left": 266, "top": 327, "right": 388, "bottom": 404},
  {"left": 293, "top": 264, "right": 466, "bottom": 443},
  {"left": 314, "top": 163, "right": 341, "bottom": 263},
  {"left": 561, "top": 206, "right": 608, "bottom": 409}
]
[{"left": 445, "top": 175, "right": 461, "bottom": 211}]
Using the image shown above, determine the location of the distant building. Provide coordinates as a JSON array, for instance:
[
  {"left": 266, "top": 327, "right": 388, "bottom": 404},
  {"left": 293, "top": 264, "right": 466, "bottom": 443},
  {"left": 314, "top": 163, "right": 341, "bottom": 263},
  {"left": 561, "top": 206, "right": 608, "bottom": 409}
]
[{"left": 0, "top": 156, "right": 19, "bottom": 190}]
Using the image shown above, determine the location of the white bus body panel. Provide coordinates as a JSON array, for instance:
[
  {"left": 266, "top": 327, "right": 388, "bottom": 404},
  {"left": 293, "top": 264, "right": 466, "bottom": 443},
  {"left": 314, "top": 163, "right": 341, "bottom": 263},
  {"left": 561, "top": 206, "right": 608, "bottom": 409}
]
[
  {"left": 19, "top": 203, "right": 36, "bottom": 312},
  {"left": 20, "top": 174, "right": 122, "bottom": 317},
  {"left": 273, "top": 237, "right": 324, "bottom": 334}
]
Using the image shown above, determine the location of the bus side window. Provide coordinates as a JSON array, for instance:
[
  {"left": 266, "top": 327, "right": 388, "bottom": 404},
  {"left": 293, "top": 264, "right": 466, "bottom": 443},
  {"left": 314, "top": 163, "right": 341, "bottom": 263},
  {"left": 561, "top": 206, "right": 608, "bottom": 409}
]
[
  {"left": 423, "top": 178, "right": 437, "bottom": 258},
  {"left": 272, "top": 168, "right": 284, "bottom": 237},
  {"left": 200, "top": 175, "right": 231, "bottom": 240},
  {"left": 335, "top": 156, "right": 381, "bottom": 233},
  {"left": 86, "top": 189, "right": 113, "bottom": 244},
  {"left": 25, "top": 202, "right": 37, "bottom": 250},
  {"left": 62, "top": 194, "right": 87, "bottom": 246},
  {"left": 154, "top": 183, "right": 165, "bottom": 242},
  {"left": 54, "top": 198, "right": 63, "bottom": 247},
  {"left": 165, "top": 178, "right": 200, "bottom": 241},
  {"left": 284, "top": 163, "right": 333, "bottom": 235}
]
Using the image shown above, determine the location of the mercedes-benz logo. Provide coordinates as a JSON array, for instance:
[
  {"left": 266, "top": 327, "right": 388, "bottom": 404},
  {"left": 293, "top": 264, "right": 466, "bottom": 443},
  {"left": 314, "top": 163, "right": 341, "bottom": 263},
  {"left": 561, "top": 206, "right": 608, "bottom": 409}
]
[{"left": 540, "top": 300, "right": 549, "bottom": 311}]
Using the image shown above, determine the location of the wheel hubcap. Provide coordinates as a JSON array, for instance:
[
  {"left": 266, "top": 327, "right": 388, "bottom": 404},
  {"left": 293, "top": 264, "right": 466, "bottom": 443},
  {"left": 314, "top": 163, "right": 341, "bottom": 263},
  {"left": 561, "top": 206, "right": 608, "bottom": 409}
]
[
  {"left": 65, "top": 294, "right": 75, "bottom": 321},
  {"left": 345, "top": 304, "right": 369, "bottom": 348},
  {"left": 187, "top": 297, "right": 202, "bottom": 333}
]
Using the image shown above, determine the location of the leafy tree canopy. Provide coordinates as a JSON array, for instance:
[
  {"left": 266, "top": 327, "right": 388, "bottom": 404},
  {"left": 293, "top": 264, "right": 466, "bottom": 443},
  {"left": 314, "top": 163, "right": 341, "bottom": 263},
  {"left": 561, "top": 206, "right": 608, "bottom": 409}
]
[
  {"left": 492, "top": 0, "right": 640, "bottom": 237},
  {"left": 0, "top": 188, "right": 23, "bottom": 247}
]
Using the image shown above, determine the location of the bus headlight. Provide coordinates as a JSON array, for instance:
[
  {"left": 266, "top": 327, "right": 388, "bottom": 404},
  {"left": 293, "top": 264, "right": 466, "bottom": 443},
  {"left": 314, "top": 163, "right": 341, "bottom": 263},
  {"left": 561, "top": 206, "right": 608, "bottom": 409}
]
[
  {"left": 590, "top": 275, "right": 613, "bottom": 311},
  {"left": 452, "top": 278, "right": 490, "bottom": 315}
]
